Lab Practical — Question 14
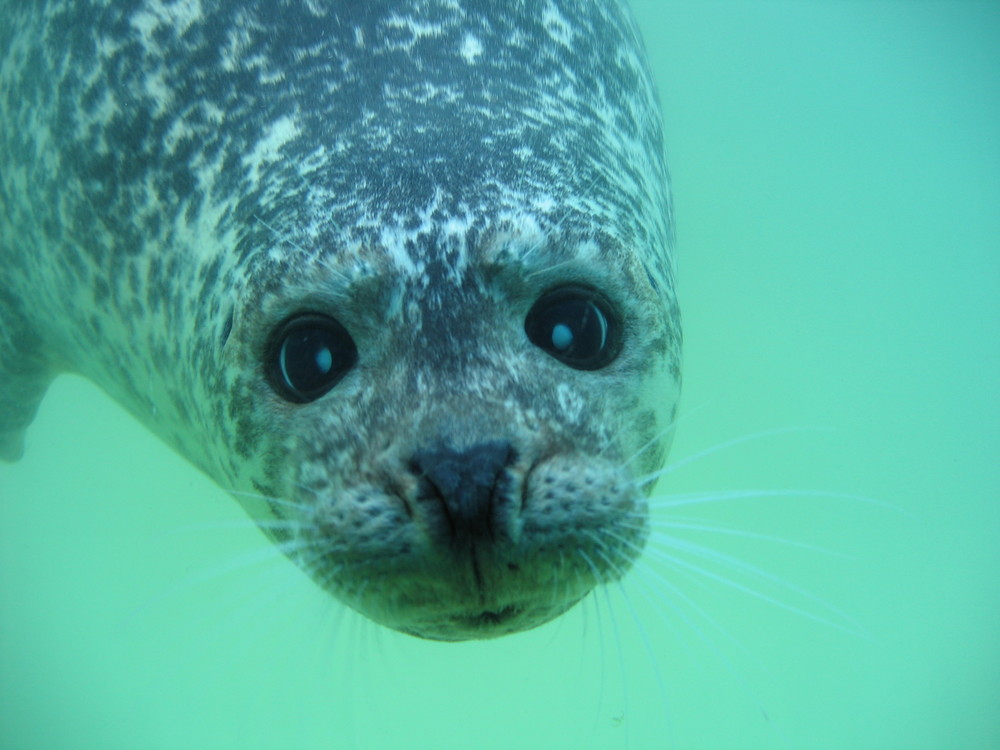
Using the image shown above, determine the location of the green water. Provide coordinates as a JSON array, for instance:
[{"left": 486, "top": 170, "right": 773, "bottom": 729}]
[{"left": 2, "top": 2, "right": 998, "bottom": 748}]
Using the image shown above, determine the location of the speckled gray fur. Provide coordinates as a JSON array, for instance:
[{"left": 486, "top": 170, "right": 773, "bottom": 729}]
[{"left": 0, "top": 0, "right": 680, "bottom": 640}]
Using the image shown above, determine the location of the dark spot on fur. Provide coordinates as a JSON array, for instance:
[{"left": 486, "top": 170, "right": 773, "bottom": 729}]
[{"left": 220, "top": 311, "right": 233, "bottom": 347}]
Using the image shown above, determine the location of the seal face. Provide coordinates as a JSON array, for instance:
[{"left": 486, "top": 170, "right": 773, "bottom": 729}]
[{"left": 0, "top": 1, "right": 680, "bottom": 641}]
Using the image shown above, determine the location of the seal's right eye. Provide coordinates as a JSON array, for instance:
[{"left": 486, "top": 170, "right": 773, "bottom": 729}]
[{"left": 266, "top": 314, "right": 357, "bottom": 403}]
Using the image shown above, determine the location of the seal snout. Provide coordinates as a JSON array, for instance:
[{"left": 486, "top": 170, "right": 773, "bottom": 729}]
[{"left": 410, "top": 440, "right": 517, "bottom": 545}]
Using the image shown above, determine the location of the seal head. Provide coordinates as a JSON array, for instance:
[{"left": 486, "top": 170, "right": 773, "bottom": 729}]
[{"left": 0, "top": 1, "right": 680, "bottom": 641}]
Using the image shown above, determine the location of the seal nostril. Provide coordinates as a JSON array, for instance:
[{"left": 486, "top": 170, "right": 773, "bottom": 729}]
[{"left": 411, "top": 441, "right": 515, "bottom": 542}]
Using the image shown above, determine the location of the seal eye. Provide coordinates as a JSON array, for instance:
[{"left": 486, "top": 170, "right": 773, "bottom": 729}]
[
  {"left": 524, "top": 286, "right": 621, "bottom": 370},
  {"left": 266, "top": 314, "right": 357, "bottom": 403}
]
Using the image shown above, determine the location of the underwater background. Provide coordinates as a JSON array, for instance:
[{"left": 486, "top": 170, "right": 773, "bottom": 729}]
[{"left": 1, "top": 1, "right": 997, "bottom": 748}]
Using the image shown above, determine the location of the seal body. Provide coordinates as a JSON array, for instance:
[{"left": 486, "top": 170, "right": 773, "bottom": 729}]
[{"left": 0, "top": 0, "right": 680, "bottom": 640}]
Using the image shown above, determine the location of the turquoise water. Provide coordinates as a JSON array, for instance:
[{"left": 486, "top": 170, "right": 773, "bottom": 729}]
[{"left": 2, "top": 2, "right": 998, "bottom": 748}]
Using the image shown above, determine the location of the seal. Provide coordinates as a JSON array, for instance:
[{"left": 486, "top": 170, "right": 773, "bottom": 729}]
[{"left": 0, "top": 0, "right": 680, "bottom": 641}]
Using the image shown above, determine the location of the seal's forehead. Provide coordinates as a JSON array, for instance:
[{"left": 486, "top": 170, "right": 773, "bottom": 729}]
[
  {"left": 9, "top": 2, "right": 668, "bottom": 286},
  {"left": 234, "top": 0, "right": 670, "bottom": 256}
]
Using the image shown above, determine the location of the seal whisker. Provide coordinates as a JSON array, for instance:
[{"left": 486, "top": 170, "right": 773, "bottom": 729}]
[
  {"left": 152, "top": 517, "right": 303, "bottom": 539},
  {"left": 581, "top": 529, "right": 631, "bottom": 582},
  {"left": 620, "top": 402, "right": 712, "bottom": 469},
  {"left": 574, "top": 575, "right": 613, "bottom": 736},
  {"left": 643, "top": 533, "right": 867, "bottom": 636},
  {"left": 625, "top": 558, "right": 789, "bottom": 740},
  {"left": 517, "top": 163, "right": 612, "bottom": 269},
  {"left": 554, "top": 548, "right": 570, "bottom": 616},
  {"left": 635, "top": 426, "right": 834, "bottom": 489},
  {"left": 253, "top": 213, "right": 311, "bottom": 255},
  {"left": 647, "top": 487, "right": 906, "bottom": 515},
  {"left": 293, "top": 481, "right": 336, "bottom": 501},
  {"left": 596, "top": 509, "right": 867, "bottom": 642},
  {"left": 576, "top": 547, "right": 610, "bottom": 589},
  {"left": 227, "top": 489, "right": 312, "bottom": 515},
  {"left": 588, "top": 529, "right": 642, "bottom": 577},
  {"left": 648, "top": 517, "right": 853, "bottom": 558},
  {"left": 585, "top": 531, "right": 675, "bottom": 737},
  {"left": 121, "top": 535, "right": 314, "bottom": 627},
  {"left": 522, "top": 257, "right": 576, "bottom": 280},
  {"left": 292, "top": 543, "right": 352, "bottom": 590},
  {"left": 551, "top": 170, "right": 610, "bottom": 236},
  {"left": 621, "top": 419, "right": 682, "bottom": 469},
  {"left": 575, "top": 546, "right": 634, "bottom": 746},
  {"left": 633, "top": 551, "right": 747, "bottom": 652}
]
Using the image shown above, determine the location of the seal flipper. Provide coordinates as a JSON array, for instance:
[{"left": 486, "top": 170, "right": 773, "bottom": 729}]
[{"left": 0, "top": 289, "right": 54, "bottom": 462}]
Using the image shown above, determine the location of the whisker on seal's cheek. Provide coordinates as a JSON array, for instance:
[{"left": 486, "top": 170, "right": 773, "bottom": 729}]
[
  {"left": 120, "top": 530, "right": 318, "bottom": 633},
  {"left": 647, "top": 487, "right": 903, "bottom": 516},
  {"left": 228, "top": 489, "right": 313, "bottom": 515},
  {"left": 583, "top": 532, "right": 632, "bottom": 582},
  {"left": 622, "top": 424, "right": 679, "bottom": 470},
  {"left": 648, "top": 518, "right": 852, "bottom": 559},
  {"left": 632, "top": 478, "right": 874, "bottom": 641},
  {"left": 642, "top": 427, "right": 836, "bottom": 488},
  {"left": 152, "top": 517, "right": 304, "bottom": 540}
]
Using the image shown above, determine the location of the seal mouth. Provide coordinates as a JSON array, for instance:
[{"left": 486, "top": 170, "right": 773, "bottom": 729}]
[
  {"left": 402, "top": 605, "right": 523, "bottom": 641},
  {"left": 461, "top": 605, "right": 521, "bottom": 628},
  {"left": 398, "top": 594, "right": 587, "bottom": 641},
  {"left": 398, "top": 602, "right": 543, "bottom": 640}
]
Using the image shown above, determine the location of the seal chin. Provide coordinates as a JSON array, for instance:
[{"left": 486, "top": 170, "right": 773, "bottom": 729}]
[{"left": 397, "top": 599, "right": 582, "bottom": 642}]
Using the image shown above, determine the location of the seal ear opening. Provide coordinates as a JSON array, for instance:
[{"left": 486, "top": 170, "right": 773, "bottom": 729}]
[{"left": 0, "top": 298, "right": 54, "bottom": 462}]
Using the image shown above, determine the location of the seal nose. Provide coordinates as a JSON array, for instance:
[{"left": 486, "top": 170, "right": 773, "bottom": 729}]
[{"left": 411, "top": 441, "right": 515, "bottom": 542}]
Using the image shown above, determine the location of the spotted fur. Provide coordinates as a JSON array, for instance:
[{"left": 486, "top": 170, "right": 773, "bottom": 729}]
[{"left": 0, "top": 0, "right": 680, "bottom": 640}]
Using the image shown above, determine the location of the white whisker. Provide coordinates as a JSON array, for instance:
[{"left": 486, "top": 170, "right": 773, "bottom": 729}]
[
  {"left": 523, "top": 257, "right": 577, "bottom": 280},
  {"left": 579, "top": 546, "right": 632, "bottom": 748},
  {"left": 122, "top": 535, "right": 312, "bottom": 626},
  {"left": 648, "top": 519, "right": 853, "bottom": 559},
  {"left": 253, "top": 213, "right": 310, "bottom": 254},
  {"left": 637, "top": 426, "right": 834, "bottom": 488},
  {"left": 631, "top": 553, "right": 754, "bottom": 660},
  {"left": 643, "top": 536, "right": 867, "bottom": 636},
  {"left": 627, "top": 560, "right": 788, "bottom": 743},
  {"left": 623, "top": 402, "right": 709, "bottom": 468},
  {"left": 610, "top": 575, "right": 673, "bottom": 739},
  {"left": 153, "top": 518, "right": 301, "bottom": 539},
  {"left": 648, "top": 487, "right": 909, "bottom": 516},
  {"left": 227, "top": 489, "right": 312, "bottom": 514}
]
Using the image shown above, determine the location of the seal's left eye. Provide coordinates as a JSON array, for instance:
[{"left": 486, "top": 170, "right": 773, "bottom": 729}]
[
  {"left": 266, "top": 314, "right": 357, "bottom": 403},
  {"left": 524, "top": 286, "right": 621, "bottom": 370}
]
